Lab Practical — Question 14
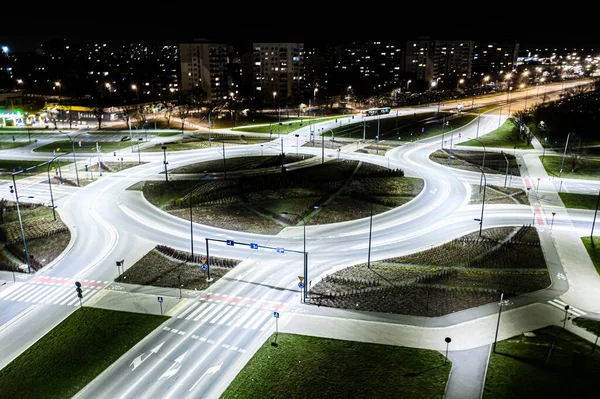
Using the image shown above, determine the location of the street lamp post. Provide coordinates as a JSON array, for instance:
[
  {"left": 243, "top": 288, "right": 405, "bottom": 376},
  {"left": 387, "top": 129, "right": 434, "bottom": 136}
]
[
  {"left": 189, "top": 180, "right": 204, "bottom": 259},
  {"left": 282, "top": 210, "right": 313, "bottom": 302},
  {"left": 559, "top": 133, "right": 571, "bottom": 178},
  {"left": 493, "top": 290, "right": 504, "bottom": 353},
  {"left": 162, "top": 145, "right": 168, "bottom": 182},
  {"left": 501, "top": 151, "right": 509, "bottom": 188},
  {"left": 57, "top": 130, "right": 81, "bottom": 186},
  {"left": 469, "top": 137, "right": 487, "bottom": 193},
  {"left": 367, "top": 202, "right": 373, "bottom": 269},
  {"left": 10, "top": 173, "right": 36, "bottom": 273},
  {"left": 476, "top": 109, "right": 481, "bottom": 138},
  {"left": 590, "top": 190, "right": 600, "bottom": 247}
]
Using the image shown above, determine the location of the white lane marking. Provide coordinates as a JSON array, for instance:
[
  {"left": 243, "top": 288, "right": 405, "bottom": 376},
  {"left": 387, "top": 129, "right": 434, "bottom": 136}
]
[
  {"left": 42, "top": 286, "right": 69, "bottom": 304},
  {"left": 243, "top": 310, "right": 262, "bottom": 329},
  {"left": 9, "top": 285, "right": 41, "bottom": 301},
  {"left": 177, "top": 302, "right": 200, "bottom": 319},
  {"left": 52, "top": 288, "right": 73, "bottom": 305},
  {"left": 81, "top": 288, "right": 103, "bottom": 305},
  {"left": 189, "top": 362, "right": 223, "bottom": 392},
  {"left": 186, "top": 303, "right": 209, "bottom": 320},
  {"left": 209, "top": 306, "right": 232, "bottom": 324},
  {"left": 192, "top": 303, "right": 216, "bottom": 322},
  {"left": 29, "top": 285, "right": 60, "bottom": 303},
  {"left": 130, "top": 342, "right": 165, "bottom": 371},
  {"left": 158, "top": 351, "right": 187, "bottom": 380}
]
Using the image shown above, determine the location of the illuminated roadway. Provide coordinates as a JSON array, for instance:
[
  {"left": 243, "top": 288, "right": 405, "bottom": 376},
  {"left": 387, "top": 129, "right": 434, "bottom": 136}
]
[{"left": 0, "top": 79, "right": 597, "bottom": 398}]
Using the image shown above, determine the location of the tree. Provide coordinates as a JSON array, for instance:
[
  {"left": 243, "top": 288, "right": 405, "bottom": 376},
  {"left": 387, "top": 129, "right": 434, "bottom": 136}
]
[
  {"left": 161, "top": 101, "right": 174, "bottom": 128},
  {"left": 176, "top": 94, "right": 193, "bottom": 133},
  {"left": 132, "top": 104, "right": 148, "bottom": 128},
  {"left": 93, "top": 107, "right": 105, "bottom": 130},
  {"left": 567, "top": 135, "right": 588, "bottom": 173}
]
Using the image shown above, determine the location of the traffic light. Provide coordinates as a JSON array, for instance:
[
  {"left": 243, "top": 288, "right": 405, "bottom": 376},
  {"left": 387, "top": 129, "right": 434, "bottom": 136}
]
[
  {"left": 9, "top": 185, "right": 13, "bottom": 194},
  {"left": 75, "top": 281, "right": 83, "bottom": 298},
  {"left": 85, "top": 165, "right": 88, "bottom": 171}
]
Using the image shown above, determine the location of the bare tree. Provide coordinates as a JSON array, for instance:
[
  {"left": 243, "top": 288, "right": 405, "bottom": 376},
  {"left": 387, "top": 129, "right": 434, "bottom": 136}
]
[
  {"left": 132, "top": 104, "right": 149, "bottom": 128},
  {"left": 93, "top": 107, "right": 105, "bottom": 130},
  {"left": 568, "top": 135, "right": 588, "bottom": 173},
  {"left": 177, "top": 94, "right": 193, "bottom": 133},
  {"left": 161, "top": 101, "right": 174, "bottom": 128}
]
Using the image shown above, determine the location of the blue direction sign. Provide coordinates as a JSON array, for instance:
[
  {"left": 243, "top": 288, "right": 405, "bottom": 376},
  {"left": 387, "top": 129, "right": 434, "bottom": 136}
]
[
  {"left": 157, "top": 296, "right": 163, "bottom": 303},
  {"left": 474, "top": 218, "right": 481, "bottom": 221},
  {"left": 274, "top": 312, "right": 280, "bottom": 318},
  {"left": 226, "top": 240, "right": 235, "bottom": 246},
  {"left": 298, "top": 282, "right": 305, "bottom": 289},
  {"left": 201, "top": 264, "right": 207, "bottom": 271},
  {"left": 250, "top": 243, "right": 258, "bottom": 249},
  {"left": 276, "top": 247, "right": 285, "bottom": 254}
]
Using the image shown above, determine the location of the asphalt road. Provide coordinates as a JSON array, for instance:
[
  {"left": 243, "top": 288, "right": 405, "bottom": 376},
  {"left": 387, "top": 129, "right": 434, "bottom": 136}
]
[{"left": 0, "top": 79, "right": 596, "bottom": 398}]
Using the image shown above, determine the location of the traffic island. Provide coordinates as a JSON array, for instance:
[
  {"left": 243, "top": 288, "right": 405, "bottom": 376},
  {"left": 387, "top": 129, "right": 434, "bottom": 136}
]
[
  {"left": 222, "top": 333, "right": 451, "bottom": 399},
  {"left": 309, "top": 226, "right": 550, "bottom": 317},
  {"left": 139, "top": 156, "right": 422, "bottom": 235},
  {"left": 482, "top": 326, "right": 600, "bottom": 399},
  {"left": 114, "top": 245, "right": 241, "bottom": 290},
  {"left": 0, "top": 307, "right": 168, "bottom": 398}
]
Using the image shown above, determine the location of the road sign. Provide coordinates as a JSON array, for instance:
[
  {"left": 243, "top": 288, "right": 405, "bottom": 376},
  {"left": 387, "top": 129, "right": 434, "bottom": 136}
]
[
  {"left": 200, "top": 258, "right": 207, "bottom": 264},
  {"left": 422, "top": 127, "right": 424, "bottom": 132},
  {"left": 250, "top": 243, "right": 258, "bottom": 249},
  {"left": 298, "top": 282, "right": 305, "bottom": 289},
  {"left": 157, "top": 296, "right": 163, "bottom": 303},
  {"left": 474, "top": 218, "right": 481, "bottom": 221},
  {"left": 201, "top": 263, "right": 208, "bottom": 271},
  {"left": 276, "top": 247, "right": 284, "bottom": 253},
  {"left": 116, "top": 261, "right": 121, "bottom": 266},
  {"left": 78, "top": 141, "right": 82, "bottom": 147},
  {"left": 298, "top": 276, "right": 304, "bottom": 282},
  {"left": 274, "top": 312, "right": 280, "bottom": 318},
  {"left": 226, "top": 240, "right": 234, "bottom": 246}
]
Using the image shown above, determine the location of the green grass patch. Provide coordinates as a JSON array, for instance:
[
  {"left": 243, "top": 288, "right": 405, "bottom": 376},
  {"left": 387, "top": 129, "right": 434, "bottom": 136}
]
[
  {"left": 483, "top": 326, "right": 600, "bottom": 399},
  {"left": 572, "top": 316, "right": 600, "bottom": 336},
  {"left": 158, "top": 132, "right": 181, "bottom": 137},
  {"left": 581, "top": 237, "right": 600, "bottom": 276},
  {"left": 559, "top": 193, "right": 599, "bottom": 209},
  {"left": 540, "top": 155, "right": 600, "bottom": 180},
  {"left": 33, "top": 140, "right": 133, "bottom": 153},
  {"left": 0, "top": 159, "right": 71, "bottom": 180},
  {"left": 222, "top": 333, "right": 451, "bottom": 399},
  {"left": 0, "top": 308, "right": 168, "bottom": 398},
  {"left": 0, "top": 141, "right": 30, "bottom": 150},
  {"left": 232, "top": 116, "right": 351, "bottom": 134},
  {"left": 460, "top": 119, "right": 533, "bottom": 149}
]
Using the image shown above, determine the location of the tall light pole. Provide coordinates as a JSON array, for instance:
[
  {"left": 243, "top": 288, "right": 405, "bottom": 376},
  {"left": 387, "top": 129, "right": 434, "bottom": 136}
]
[
  {"left": 591, "top": 190, "right": 600, "bottom": 247},
  {"left": 470, "top": 138, "right": 487, "bottom": 193},
  {"left": 476, "top": 109, "right": 481, "bottom": 138},
  {"left": 10, "top": 173, "right": 36, "bottom": 273},
  {"left": 493, "top": 290, "right": 504, "bottom": 353},
  {"left": 501, "top": 151, "right": 509, "bottom": 188},
  {"left": 46, "top": 154, "right": 69, "bottom": 221},
  {"left": 57, "top": 130, "right": 81, "bottom": 186},
  {"left": 162, "top": 145, "right": 168, "bottom": 182},
  {"left": 189, "top": 180, "right": 204, "bottom": 259},
  {"left": 559, "top": 133, "right": 571, "bottom": 177},
  {"left": 367, "top": 202, "right": 373, "bottom": 269},
  {"left": 313, "top": 87, "right": 318, "bottom": 107},
  {"left": 282, "top": 210, "right": 315, "bottom": 302}
]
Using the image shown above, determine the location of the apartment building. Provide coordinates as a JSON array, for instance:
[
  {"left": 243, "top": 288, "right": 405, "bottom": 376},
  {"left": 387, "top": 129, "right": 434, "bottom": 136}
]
[
  {"left": 180, "top": 41, "right": 230, "bottom": 101},
  {"left": 252, "top": 43, "right": 305, "bottom": 104}
]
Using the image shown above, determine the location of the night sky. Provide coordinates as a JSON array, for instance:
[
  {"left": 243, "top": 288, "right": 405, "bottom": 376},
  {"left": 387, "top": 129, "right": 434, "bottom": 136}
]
[{"left": 1, "top": 11, "right": 598, "bottom": 52}]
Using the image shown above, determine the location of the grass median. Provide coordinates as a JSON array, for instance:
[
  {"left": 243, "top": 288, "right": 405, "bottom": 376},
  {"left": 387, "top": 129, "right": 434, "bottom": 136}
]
[
  {"left": 459, "top": 119, "right": 533, "bottom": 149},
  {"left": 559, "top": 192, "right": 599, "bottom": 209},
  {"left": 483, "top": 326, "right": 600, "bottom": 399},
  {"left": 581, "top": 237, "right": 600, "bottom": 276},
  {"left": 540, "top": 155, "right": 600, "bottom": 180},
  {"left": 222, "top": 333, "right": 451, "bottom": 399},
  {"left": 232, "top": 115, "right": 350, "bottom": 134},
  {"left": 0, "top": 307, "right": 168, "bottom": 398}
]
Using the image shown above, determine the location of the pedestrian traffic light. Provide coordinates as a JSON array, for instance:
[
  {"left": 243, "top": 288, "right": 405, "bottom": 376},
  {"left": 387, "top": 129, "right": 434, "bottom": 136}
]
[
  {"left": 75, "top": 281, "right": 83, "bottom": 298},
  {"left": 85, "top": 165, "right": 88, "bottom": 171},
  {"left": 9, "top": 185, "right": 13, "bottom": 193}
]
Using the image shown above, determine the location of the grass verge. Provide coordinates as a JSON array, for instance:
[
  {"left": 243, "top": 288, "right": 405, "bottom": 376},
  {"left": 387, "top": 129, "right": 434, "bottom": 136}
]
[
  {"left": 231, "top": 116, "right": 351, "bottom": 134},
  {"left": 459, "top": 119, "right": 533, "bottom": 149},
  {"left": 560, "top": 193, "right": 599, "bottom": 209},
  {"left": 222, "top": 333, "right": 451, "bottom": 399},
  {"left": 540, "top": 155, "right": 600, "bottom": 180},
  {"left": 483, "top": 326, "right": 600, "bottom": 399},
  {"left": 33, "top": 140, "right": 133, "bottom": 153},
  {"left": 0, "top": 308, "right": 168, "bottom": 398},
  {"left": 581, "top": 237, "right": 600, "bottom": 276}
]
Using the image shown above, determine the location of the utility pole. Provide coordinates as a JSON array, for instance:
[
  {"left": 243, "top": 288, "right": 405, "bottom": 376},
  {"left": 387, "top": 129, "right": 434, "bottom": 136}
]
[
  {"left": 591, "top": 190, "right": 600, "bottom": 247},
  {"left": 162, "top": 145, "right": 168, "bottom": 182},
  {"left": 559, "top": 133, "right": 571, "bottom": 178},
  {"left": 367, "top": 202, "right": 373, "bottom": 269},
  {"left": 222, "top": 141, "right": 226, "bottom": 179}
]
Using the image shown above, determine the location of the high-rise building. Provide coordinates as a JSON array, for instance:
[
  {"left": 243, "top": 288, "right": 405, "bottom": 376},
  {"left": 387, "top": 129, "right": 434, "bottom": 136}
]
[
  {"left": 252, "top": 43, "right": 305, "bottom": 104},
  {"left": 180, "top": 41, "right": 230, "bottom": 102},
  {"left": 405, "top": 38, "right": 473, "bottom": 83},
  {"left": 472, "top": 41, "right": 519, "bottom": 77}
]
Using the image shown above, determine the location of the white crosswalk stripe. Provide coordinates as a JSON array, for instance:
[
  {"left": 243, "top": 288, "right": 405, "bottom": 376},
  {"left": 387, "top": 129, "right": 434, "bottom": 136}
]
[
  {"left": 218, "top": 307, "right": 240, "bottom": 325},
  {"left": 186, "top": 303, "right": 209, "bottom": 320},
  {"left": 24, "top": 285, "right": 55, "bottom": 302},
  {"left": 43, "top": 287, "right": 70, "bottom": 304},
  {"left": 52, "top": 288, "right": 73, "bottom": 305},
  {"left": 193, "top": 303, "right": 216, "bottom": 322},
  {"left": 0, "top": 283, "right": 23, "bottom": 299},
  {"left": 235, "top": 309, "right": 257, "bottom": 328},
  {"left": 200, "top": 304, "right": 223, "bottom": 323},
  {"left": 210, "top": 306, "right": 232, "bottom": 324},
  {"left": 248, "top": 311, "right": 270, "bottom": 330},
  {"left": 243, "top": 309, "right": 261, "bottom": 329},
  {"left": 547, "top": 299, "right": 587, "bottom": 317},
  {"left": 177, "top": 302, "right": 201, "bottom": 319},
  {"left": 12, "top": 285, "right": 44, "bottom": 302}
]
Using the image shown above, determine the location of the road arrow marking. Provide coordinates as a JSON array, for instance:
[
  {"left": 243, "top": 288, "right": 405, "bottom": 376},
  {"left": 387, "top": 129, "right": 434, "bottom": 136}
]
[
  {"left": 430, "top": 188, "right": 437, "bottom": 194},
  {"left": 130, "top": 342, "right": 165, "bottom": 371},
  {"left": 189, "top": 362, "right": 223, "bottom": 391},
  {"left": 236, "top": 267, "right": 256, "bottom": 281},
  {"left": 158, "top": 350, "right": 187, "bottom": 380}
]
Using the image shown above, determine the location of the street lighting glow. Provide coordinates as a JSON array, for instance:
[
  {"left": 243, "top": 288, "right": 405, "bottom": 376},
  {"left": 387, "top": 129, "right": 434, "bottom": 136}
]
[
  {"left": 505, "top": 73, "right": 512, "bottom": 79},
  {"left": 105, "top": 83, "right": 111, "bottom": 88},
  {"left": 459, "top": 79, "right": 465, "bottom": 84},
  {"left": 17, "top": 79, "right": 23, "bottom": 84},
  {"left": 55, "top": 82, "right": 61, "bottom": 87},
  {"left": 431, "top": 81, "right": 437, "bottom": 87},
  {"left": 131, "top": 84, "right": 137, "bottom": 90},
  {"left": 520, "top": 83, "right": 525, "bottom": 88}
]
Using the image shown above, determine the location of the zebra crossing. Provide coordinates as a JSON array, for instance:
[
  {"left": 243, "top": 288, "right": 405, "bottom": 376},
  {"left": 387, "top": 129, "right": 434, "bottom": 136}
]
[
  {"left": 176, "top": 294, "right": 285, "bottom": 331},
  {"left": 0, "top": 277, "right": 109, "bottom": 307},
  {"left": 547, "top": 298, "right": 587, "bottom": 317}
]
